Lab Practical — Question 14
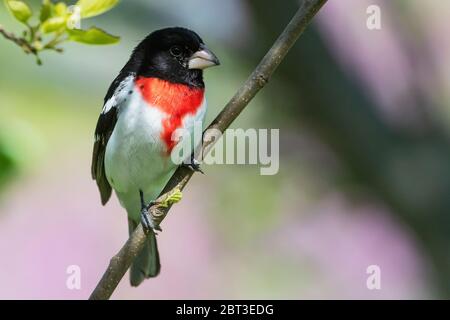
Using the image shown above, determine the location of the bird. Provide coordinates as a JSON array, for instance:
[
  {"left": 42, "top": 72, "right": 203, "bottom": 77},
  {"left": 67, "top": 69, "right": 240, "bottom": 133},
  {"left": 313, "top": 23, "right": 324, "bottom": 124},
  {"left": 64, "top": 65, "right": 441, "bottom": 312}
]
[{"left": 91, "top": 27, "right": 220, "bottom": 286}]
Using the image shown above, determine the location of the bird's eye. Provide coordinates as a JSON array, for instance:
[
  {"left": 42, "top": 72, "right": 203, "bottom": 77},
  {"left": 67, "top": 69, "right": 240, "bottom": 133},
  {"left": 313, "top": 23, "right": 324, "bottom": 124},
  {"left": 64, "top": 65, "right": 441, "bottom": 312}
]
[{"left": 170, "top": 46, "right": 183, "bottom": 57}]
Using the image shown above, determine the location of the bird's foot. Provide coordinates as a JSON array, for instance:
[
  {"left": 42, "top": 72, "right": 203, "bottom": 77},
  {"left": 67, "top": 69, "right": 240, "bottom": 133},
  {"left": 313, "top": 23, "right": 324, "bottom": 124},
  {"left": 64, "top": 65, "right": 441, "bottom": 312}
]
[
  {"left": 140, "top": 205, "right": 162, "bottom": 233},
  {"left": 182, "top": 154, "right": 204, "bottom": 174},
  {"left": 139, "top": 188, "right": 183, "bottom": 232},
  {"left": 139, "top": 190, "right": 162, "bottom": 233}
]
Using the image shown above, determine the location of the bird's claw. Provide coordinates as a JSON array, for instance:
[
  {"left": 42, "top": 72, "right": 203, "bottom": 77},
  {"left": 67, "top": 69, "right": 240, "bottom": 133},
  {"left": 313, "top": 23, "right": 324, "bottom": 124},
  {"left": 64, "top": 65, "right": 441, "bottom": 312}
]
[
  {"left": 183, "top": 155, "right": 204, "bottom": 174},
  {"left": 139, "top": 188, "right": 182, "bottom": 233},
  {"left": 140, "top": 206, "right": 162, "bottom": 233},
  {"left": 139, "top": 191, "right": 162, "bottom": 233}
]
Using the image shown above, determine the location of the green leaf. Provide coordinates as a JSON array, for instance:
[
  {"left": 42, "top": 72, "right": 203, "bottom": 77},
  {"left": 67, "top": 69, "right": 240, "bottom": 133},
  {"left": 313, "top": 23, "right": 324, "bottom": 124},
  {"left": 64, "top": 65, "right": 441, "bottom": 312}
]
[
  {"left": 40, "top": 0, "right": 53, "bottom": 22},
  {"left": 67, "top": 27, "right": 119, "bottom": 45},
  {"left": 40, "top": 16, "right": 66, "bottom": 33},
  {"left": 75, "top": 0, "right": 118, "bottom": 18},
  {"left": 32, "top": 40, "right": 43, "bottom": 50},
  {"left": 4, "top": 0, "right": 33, "bottom": 24},
  {"left": 54, "top": 1, "right": 67, "bottom": 16}
]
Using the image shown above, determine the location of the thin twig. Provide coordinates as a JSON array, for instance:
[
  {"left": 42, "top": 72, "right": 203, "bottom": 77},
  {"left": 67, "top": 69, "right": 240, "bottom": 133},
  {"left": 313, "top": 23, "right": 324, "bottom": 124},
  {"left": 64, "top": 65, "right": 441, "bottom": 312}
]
[
  {"left": 0, "top": 24, "right": 36, "bottom": 54},
  {"left": 89, "top": 0, "right": 328, "bottom": 300},
  {"left": 0, "top": 24, "right": 63, "bottom": 63},
  {"left": 0, "top": 24, "right": 42, "bottom": 65}
]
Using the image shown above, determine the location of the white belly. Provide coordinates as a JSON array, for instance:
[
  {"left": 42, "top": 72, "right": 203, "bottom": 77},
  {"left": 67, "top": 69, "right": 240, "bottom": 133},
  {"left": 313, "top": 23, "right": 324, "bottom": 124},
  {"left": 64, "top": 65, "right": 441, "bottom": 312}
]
[{"left": 104, "top": 92, "right": 206, "bottom": 220}]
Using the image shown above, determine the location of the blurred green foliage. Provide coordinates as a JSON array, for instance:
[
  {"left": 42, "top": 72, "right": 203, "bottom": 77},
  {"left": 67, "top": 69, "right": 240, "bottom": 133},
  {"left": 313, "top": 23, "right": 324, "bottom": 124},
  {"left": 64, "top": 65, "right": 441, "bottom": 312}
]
[
  {"left": 0, "top": 136, "right": 18, "bottom": 190},
  {"left": 2, "top": 0, "right": 119, "bottom": 64}
]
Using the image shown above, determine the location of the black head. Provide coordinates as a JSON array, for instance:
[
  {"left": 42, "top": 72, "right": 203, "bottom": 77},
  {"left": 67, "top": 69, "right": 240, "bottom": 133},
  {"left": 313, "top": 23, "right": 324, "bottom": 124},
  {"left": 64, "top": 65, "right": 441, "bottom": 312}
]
[{"left": 129, "top": 27, "right": 220, "bottom": 88}]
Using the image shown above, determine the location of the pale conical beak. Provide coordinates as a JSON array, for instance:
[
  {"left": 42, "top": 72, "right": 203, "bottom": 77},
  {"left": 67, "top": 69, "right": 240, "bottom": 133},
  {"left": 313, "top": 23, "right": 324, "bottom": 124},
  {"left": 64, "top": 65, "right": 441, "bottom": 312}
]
[{"left": 188, "top": 44, "right": 220, "bottom": 70}]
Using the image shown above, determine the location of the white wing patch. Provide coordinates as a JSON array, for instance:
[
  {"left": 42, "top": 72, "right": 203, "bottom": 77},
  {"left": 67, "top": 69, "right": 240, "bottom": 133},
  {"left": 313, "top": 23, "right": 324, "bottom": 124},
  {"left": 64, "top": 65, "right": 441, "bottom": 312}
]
[
  {"left": 101, "top": 74, "right": 136, "bottom": 114},
  {"left": 102, "top": 96, "right": 116, "bottom": 114}
]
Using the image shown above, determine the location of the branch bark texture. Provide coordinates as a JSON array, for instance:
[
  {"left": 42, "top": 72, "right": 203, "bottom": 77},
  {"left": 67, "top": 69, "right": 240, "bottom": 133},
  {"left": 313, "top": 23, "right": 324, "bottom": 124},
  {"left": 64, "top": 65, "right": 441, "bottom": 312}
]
[{"left": 89, "top": 0, "right": 328, "bottom": 300}]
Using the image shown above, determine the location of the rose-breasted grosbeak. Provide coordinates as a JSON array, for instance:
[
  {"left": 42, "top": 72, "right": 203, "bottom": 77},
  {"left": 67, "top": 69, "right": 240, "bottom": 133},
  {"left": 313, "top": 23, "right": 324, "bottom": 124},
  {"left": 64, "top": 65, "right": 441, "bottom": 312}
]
[{"left": 91, "top": 27, "right": 220, "bottom": 286}]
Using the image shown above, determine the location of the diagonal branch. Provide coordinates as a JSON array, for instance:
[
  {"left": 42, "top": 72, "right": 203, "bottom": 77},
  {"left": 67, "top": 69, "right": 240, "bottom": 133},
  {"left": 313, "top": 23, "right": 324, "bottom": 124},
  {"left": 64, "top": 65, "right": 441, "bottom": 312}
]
[{"left": 89, "top": 0, "right": 328, "bottom": 300}]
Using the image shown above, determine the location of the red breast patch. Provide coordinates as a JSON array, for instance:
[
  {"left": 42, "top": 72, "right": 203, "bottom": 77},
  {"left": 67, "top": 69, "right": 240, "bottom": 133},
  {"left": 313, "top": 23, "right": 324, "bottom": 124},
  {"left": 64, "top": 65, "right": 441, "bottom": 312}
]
[{"left": 135, "top": 77, "right": 204, "bottom": 154}]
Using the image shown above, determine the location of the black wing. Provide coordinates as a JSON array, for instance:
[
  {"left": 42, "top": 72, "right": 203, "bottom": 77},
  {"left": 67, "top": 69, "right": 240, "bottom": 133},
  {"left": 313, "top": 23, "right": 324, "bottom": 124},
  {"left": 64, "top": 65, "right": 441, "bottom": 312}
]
[
  {"left": 91, "top": 106, "right": 117, "bottom": 205},
  {"left": 91, "top": 70, "right": 136, "bottom": 205}
]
